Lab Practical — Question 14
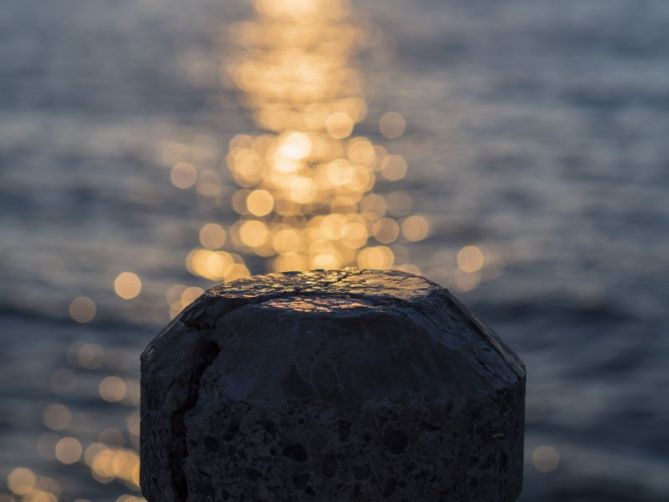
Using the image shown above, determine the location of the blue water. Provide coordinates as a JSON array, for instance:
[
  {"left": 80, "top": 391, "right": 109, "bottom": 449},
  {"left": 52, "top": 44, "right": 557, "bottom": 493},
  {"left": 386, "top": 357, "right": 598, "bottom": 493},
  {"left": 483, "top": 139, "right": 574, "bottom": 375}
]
[{"left": 1, "top": 0, "right": 668, "bottom": 500}]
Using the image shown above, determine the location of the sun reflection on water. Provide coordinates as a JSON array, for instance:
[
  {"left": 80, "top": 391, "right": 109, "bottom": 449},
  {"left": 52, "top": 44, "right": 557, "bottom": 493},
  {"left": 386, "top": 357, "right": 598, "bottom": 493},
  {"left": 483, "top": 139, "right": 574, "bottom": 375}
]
[
  {"left": 0, "top": 1, "right": 512, "bottom": 500},
  {"left": 164, "top": 0, "right": 431, "bottom": 316}
]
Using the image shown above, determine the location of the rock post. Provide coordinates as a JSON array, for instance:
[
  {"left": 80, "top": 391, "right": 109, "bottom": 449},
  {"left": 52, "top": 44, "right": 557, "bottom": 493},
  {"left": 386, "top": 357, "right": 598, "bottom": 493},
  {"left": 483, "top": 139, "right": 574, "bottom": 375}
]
[{"left": 141, "top": 269, "right": 525, "bottom": 501}]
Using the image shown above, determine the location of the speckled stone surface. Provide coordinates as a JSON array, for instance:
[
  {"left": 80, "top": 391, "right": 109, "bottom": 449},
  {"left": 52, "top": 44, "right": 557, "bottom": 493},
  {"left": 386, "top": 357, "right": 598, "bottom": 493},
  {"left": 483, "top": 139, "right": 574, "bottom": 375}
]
[{"left": 141, "top": 269, "right": 526, "bottom": 501}]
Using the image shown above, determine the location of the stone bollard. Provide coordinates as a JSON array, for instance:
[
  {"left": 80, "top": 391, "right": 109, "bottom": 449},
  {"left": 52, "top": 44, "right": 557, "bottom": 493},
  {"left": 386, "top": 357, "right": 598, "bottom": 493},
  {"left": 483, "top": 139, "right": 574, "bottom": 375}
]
[{"left": 141, "top": 269, "right": 525, "bottom": 501}]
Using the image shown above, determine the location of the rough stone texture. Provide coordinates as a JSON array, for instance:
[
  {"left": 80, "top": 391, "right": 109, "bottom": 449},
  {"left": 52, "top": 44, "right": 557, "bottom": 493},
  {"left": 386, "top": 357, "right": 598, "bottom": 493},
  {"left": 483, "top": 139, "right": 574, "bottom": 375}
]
[{"left": 141, "top": 269, "right": 525, "bottom": 502}]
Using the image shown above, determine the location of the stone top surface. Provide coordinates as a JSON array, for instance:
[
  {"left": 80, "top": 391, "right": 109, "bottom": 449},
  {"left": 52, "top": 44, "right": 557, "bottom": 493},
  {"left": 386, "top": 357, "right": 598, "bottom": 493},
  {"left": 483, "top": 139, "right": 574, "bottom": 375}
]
[
  {"left": 205, "top": 269, "right": 438, "bottom": 311},
  {"left": 143, "top": 269, "right": 524, "bottom": 407}
]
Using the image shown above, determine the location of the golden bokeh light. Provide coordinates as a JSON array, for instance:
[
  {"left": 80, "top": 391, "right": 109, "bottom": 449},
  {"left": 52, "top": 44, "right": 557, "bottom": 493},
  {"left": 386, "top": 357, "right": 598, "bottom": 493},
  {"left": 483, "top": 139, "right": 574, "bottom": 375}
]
[
  {"left": 372, "top": 218, "right": 400, "bottom": 244},
  {"left": 326, "top": 112, "right": 355, "bottom": 139},
  {"left": 380, "top": 155, "right": 408, "bottom": 181},
  {"left": 357, "top": 246, "right": 395, "bottom": 269},
  {"left": 401, "top": 215, "right": 430, "bottom": 242},
  {"left": 88, "top": 445, "right": 140, "bottom": 488},
  {"left": 23, "top": 491, "right": 57, "bottom": 502},
  {"left": 239, "top": 220, "right": 270, "bottom": 248},
  {"left": 246, "top": 189, "right": 275, "bottom": 216},
  {"left": 98, "top": 376, "right": 128, "bottom": 403},
  {"left": 68, "top": 296, "right": 96, "bottom": 323},
  {"left": 347, "top": 137, "right": 375, "bottom": 165},
  {"left": 199, "top": 223, "right": 227, "bottom": 249},
  {"left": 277, "top": 132, "right": 311, "bottom": 161},
  {"left": 43, "top": 404, "right": 72, "bottom": 432},
  {"left": 113, "top": 272, "right": 142, "bottom": 300},
  {"left": 220, "top": 0, "right": 431, "bottom": 276},
  {"left": 170, "top": 162, "right": 197, "bottom": 189},
  {"left": 457, "top": 245, "right": 485, "bottom": 273},
  {"left": 379, "top": 111, "right": 406, "bottom": 139},
  {"left": 532, "top": 445, "right": 560, "bottom": 473},
  {"left": 54, "top": 437, "right": 82, "bottom": 465},
  {"left": 7, "top": 467, "right": 36, "bottom": 495}
]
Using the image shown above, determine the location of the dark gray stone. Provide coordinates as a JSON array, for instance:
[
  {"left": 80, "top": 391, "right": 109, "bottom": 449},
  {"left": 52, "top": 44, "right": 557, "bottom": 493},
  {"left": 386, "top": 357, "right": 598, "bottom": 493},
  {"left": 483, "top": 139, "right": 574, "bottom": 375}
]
[{"left": 141, "top": 269, "right": 525, "bottom": 501}]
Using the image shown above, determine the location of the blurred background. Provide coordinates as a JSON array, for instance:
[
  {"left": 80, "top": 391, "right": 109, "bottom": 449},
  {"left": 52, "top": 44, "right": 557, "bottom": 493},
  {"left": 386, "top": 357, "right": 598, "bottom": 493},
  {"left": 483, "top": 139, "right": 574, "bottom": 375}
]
[{"left": 1, "top": 0, "right": 668, "bottom": 500}]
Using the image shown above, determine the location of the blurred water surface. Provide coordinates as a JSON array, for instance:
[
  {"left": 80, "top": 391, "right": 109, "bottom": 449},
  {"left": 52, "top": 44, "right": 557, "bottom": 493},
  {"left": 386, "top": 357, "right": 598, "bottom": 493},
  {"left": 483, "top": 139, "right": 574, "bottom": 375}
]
[{"left": 1, "top": 0, "right": 669, "bottom": 500}]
